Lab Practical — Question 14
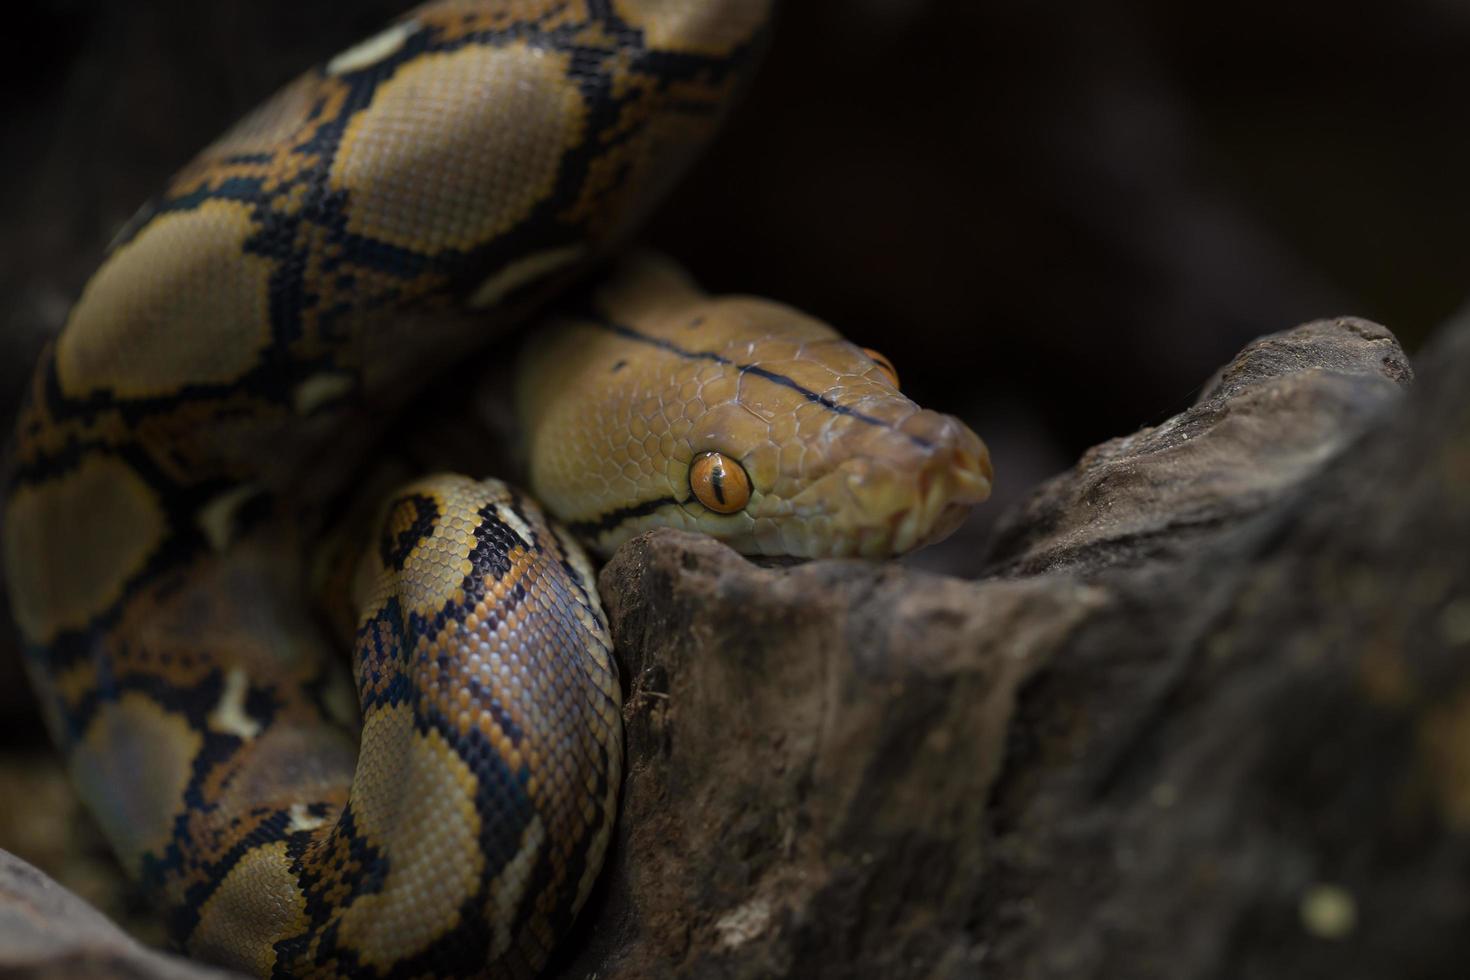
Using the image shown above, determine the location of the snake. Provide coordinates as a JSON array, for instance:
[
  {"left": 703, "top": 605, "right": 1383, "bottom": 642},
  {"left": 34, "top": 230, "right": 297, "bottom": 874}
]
[{"left": 1, "top": 2, "right": 993, "bottom": 977}]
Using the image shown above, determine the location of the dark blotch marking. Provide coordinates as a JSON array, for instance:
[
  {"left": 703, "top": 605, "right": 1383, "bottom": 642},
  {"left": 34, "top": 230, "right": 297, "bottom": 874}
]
[
  {"left": 379, "top": 493, "right": 439, "bottom": 571},
  {"left": 466, "top": 675, "right": 525, "bottom": 747},
  {"left": 468, "top": 506, "right": 529, "bottom": 582}
]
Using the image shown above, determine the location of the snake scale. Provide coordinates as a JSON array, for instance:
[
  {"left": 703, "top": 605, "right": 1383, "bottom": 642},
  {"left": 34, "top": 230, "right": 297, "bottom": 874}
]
[{"left": 1, "top": 2, "right": 993, "bottom": 977}]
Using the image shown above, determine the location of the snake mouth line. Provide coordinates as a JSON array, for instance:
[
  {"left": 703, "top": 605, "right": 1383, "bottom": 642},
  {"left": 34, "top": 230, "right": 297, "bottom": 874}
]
[{"left": 566, "top": 495, "right": 685, "bottom": 539}]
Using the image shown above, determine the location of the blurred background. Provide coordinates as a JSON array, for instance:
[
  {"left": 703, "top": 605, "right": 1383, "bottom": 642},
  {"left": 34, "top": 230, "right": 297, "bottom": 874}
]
[{"left": 1, "top": 0, "right": 1467, "bottom": 937}]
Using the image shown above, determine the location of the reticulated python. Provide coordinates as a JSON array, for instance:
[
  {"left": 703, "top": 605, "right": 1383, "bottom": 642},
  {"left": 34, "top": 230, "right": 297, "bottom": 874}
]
[{"left": 1, "top": 2, "right": 992, "bottom": 977}]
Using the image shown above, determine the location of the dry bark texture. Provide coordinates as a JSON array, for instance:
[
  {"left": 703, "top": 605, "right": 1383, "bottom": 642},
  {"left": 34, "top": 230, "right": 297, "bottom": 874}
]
[
  {"left": 556, "top": 538, "right": 1102, "bottom": 978},
  {"left": 4, "top": 314, "right": 1468, "bottom": 978},
  {"left": 0, "top": 850, "right": 234, "bottom": 980}
]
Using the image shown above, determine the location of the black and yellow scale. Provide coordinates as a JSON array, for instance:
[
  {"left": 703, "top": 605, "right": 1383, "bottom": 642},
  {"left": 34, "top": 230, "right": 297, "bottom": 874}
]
[{"left": 2, "top": 2, "right": 992, "bottom": 976}]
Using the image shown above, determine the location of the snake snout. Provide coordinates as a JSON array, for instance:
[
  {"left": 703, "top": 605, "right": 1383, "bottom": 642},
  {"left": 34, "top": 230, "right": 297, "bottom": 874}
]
[
  {"left": 882, "top": 412, "right": 992, "bottom": 554},
  {"left": 794, "top": 408, "right": 992, "bottom": 558}
]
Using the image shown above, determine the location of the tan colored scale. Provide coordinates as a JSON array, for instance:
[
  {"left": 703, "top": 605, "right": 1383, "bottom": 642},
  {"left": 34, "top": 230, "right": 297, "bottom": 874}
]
[
  {"left": 332, "top": 44, "right": 588, "bottom": 252},
  {"left": 56, "top": 200, "right": 275, "bottom": 399},
  {"left": 4, "top": 454, "right": 166, "bottom": 645},
  {"left": 69, "top": 694, "right": 202, "bottom": 876},
  {"left": 190, "top": 842, "right": 310, "bottom": 976}
]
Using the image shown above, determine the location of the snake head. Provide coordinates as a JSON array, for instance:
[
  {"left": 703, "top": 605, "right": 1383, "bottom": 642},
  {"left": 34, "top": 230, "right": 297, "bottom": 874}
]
[{"left": 519, "top": 254, "right": 993, "bottom": 559}]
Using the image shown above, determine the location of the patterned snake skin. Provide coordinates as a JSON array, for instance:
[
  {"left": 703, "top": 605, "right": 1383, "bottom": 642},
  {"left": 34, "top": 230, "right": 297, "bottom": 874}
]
[{"left": 1, "top": 2, "right": 992, "bottom": 976}]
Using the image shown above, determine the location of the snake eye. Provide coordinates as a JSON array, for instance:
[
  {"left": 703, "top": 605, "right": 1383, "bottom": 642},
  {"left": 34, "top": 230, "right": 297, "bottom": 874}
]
[
  {"left": 689, "top": 451, "right": 751, "bottom": 514},
  {"left": 862, "top": 347, "right": 900, "bottom": 389}
]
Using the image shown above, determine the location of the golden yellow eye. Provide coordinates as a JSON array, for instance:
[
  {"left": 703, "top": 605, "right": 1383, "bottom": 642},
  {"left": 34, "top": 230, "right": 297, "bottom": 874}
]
[
  {"left": 863, "top": 347, "right": 900, "bottom": 389},
  {"left": 689, "top": 451, "right": 751, "bottom": 514}
]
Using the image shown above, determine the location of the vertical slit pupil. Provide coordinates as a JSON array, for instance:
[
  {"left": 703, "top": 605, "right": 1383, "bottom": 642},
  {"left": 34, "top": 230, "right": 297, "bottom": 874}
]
[{"left": 710, "top": 461, "right": 726, "bottom": 505}]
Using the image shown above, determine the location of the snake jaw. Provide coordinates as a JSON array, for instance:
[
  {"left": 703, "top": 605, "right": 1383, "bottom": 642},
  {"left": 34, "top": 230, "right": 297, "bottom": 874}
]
[{"left": 904, "top": 441, "right": 995, "bottom": 548}]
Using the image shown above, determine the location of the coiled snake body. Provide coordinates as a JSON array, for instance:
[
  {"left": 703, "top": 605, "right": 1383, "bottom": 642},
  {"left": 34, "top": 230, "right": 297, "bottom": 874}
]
[{"left": 2, "top": 2, "right": 992, "bottom": 976}]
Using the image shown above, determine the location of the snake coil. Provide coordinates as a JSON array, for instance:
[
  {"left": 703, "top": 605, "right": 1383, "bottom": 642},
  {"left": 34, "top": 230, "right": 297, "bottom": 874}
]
[{"left": 3, "top": 2, "right": 991, "bottom": 976}]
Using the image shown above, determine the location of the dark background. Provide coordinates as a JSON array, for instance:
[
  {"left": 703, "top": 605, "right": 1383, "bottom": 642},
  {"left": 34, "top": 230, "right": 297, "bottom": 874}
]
[{"left": 2, "top": 0, "right": 1468, "bottom": 710}]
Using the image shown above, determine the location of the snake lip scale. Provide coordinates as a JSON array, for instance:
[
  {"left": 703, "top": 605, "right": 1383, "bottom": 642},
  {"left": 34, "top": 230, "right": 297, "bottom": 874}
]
[{"left": 2, "top": 2, "right": 992, "bottom": 977}]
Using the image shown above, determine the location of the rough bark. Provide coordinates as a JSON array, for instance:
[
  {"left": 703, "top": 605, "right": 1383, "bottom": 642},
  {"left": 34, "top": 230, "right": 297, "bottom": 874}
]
[{"left": 546, "top": 315, "right": 1467, "bottom": 979}]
